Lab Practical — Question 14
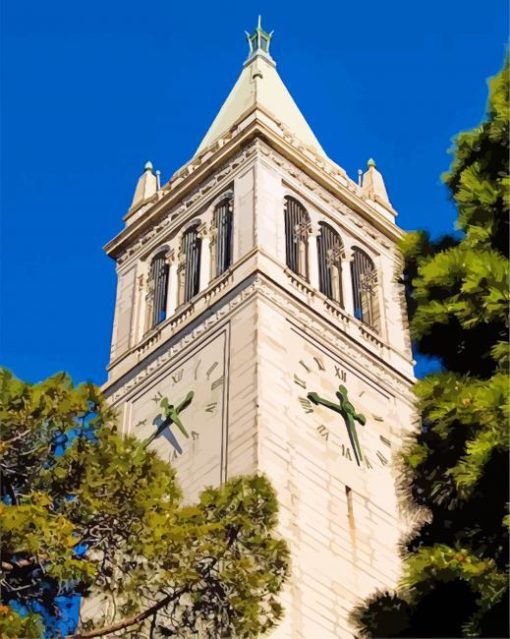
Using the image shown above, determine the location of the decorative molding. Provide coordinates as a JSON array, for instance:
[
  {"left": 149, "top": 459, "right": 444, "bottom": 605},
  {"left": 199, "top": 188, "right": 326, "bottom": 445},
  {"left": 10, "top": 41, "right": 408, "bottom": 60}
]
[
  {"left": 284, "top": 267, "right": 315, "bottom": 298},
  {"left": 106, "top": 276, "right": 413, "bottom": 405},
  {"left": 259, "top": 142, "right": 393, "bottom": 252},
  {"left": 255, "top": 279, "right": 413, "bottom": 397},
  {"left": 204, "top": 271, "right": 234, "bottom": 305},
  {"left": 117, "top": 145, "right": 257, "bottom": 266}
]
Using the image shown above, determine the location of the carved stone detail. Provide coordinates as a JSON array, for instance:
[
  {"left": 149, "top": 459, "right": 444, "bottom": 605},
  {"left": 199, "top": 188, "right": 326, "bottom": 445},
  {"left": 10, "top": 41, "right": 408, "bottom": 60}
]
[
  {"left": 107, "top": 276, "right": 412, "bottom": 405},
  {"left": 258, "top": 142, "right": 393, "bottom": 251},
  {"left": 117, "top": 144, "right": 257, "bottom": 265}
]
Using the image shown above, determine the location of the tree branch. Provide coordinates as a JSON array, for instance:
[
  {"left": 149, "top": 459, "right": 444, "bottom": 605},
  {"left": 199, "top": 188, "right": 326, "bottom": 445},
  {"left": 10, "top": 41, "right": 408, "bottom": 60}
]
[
  {"left": 67, "top": 523, "right": 241, "bottom": 639},
  {"left": 66, "top": 587, "right": 186, "bottom": 638}
]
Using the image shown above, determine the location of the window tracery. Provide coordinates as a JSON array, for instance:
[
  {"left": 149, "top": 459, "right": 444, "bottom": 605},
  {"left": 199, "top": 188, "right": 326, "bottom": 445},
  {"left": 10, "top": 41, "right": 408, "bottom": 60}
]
[
  {"left": 284, "top": 196, "right": 310, "bottom": 280},
  {"left": 351, "top": 247, "right": 380, "bottom": 331}
]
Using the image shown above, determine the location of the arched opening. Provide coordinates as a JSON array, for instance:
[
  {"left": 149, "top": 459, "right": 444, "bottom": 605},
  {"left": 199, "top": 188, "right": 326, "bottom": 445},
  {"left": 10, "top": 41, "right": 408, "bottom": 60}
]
[
  {"left": 284, "top": 196, "right": 310, "bottom": 280},
  {"left": 180, "top": 225, "right": 201, "bottom": 304},
  {"left": 149, "top": 251, "right": 169, "bottom": 328},
  {"left": 213, "top": 198, "right": 233, "bottom": 277},
  {"left": 317, "top": 222, "right": 344, "bottom": 305},
  {"left": 351, "top": 247, "right": 380, "bottom": 331}
]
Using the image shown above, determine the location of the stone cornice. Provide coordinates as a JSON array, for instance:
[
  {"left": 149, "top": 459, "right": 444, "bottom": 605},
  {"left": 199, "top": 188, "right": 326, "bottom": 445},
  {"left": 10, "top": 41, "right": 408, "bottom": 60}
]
[
  {"left": 258, "top": 144, "right": 395, "bottom": 255},
  {"left": 104, "top": 273, "right": 415, "bottom": 406},
  {"left": 105, "top": 107, "right": 404, "bottom": 262},
  {"left": 112, "top": 147, "right": 257, "bottom": 267}
]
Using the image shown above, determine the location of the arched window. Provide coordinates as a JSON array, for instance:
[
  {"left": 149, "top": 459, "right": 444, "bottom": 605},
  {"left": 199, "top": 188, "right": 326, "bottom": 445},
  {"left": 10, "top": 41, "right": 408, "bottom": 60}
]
[
  {"left": 149, "top": 251, "right": 169, "bottom": 328},
  {"left": 212, "top": 198, "right": 233, "bottom": 277},
  {"left": 284, "top": 196, "right": 310, "bottom": 280},
  {"left": 179, "top": 225, "right": 201, "bottom": 304},
  {"left": 317, "top": 223, "right": 344, "bottom": 305},
  {"left": 351, "top": 247, "right": 380, "bottom": 331}
]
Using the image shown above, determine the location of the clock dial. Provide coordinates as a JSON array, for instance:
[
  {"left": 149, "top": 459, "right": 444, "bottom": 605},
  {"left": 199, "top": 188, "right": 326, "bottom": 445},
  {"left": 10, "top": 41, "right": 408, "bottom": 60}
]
[
  {"left": 129, "top": 331, "right": 227, "bottom": 501},
  {"left": 290, "top": 346, "right": 396, "bottom": 474}
]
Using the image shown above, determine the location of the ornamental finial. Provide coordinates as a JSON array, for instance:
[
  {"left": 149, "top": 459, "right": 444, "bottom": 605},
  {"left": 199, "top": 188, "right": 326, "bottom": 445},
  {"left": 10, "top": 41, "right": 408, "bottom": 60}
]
[{"left": 245, "top": 16, "right": 274, "bottom": 62}]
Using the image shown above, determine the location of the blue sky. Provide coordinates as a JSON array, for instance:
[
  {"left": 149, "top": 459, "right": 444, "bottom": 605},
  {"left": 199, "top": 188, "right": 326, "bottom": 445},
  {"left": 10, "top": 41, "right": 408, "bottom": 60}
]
[{"left": 1, "top": 0, "right": 507, "bottom": 385}]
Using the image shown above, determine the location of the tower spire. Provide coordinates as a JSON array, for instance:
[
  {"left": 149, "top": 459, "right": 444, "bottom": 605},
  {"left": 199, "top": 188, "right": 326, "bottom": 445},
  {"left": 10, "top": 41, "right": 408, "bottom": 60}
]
[
  {"left": 194, "top": 17, "right": 325, "bottom": 157},
  {"left": 245, "top": 16, "right": 274, "bottom": 63}
]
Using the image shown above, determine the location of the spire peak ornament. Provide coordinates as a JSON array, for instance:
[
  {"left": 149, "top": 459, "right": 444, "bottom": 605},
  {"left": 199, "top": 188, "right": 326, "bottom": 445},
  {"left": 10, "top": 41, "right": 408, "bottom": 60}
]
[{"left": 245, "top": 16, "right": 274, "bottom": 63}]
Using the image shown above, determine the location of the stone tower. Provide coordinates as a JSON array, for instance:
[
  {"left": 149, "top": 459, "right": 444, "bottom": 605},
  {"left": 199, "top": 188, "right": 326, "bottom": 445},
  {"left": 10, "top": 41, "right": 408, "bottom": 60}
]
[{"left": 103, "top": 19, "right": 415, "bottom": 638}]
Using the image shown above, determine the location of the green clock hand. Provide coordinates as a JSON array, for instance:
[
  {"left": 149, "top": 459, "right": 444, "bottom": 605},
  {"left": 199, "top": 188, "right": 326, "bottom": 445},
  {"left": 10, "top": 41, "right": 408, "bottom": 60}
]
[
  {"left": 143, "top": 391, "right": 194, "bottom": 448},
  {"left": 307, "top": 385, "right": 366, "bottom": 466}
]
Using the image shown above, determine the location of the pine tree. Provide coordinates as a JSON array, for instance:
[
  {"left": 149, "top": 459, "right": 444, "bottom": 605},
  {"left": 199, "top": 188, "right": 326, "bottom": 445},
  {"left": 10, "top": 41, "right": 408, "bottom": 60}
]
[
  {"left": 0, "top": 369, "right": 289, "bottom": 638},
  {"left": 351, "top": 59, "right": 509, "bottom": 638}
]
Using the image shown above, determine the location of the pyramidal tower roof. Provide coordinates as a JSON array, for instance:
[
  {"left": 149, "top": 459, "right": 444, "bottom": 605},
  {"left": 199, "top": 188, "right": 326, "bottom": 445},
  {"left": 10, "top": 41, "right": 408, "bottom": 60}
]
[{"left": 195, "top": 17, "right": 326, "bottom": 158}]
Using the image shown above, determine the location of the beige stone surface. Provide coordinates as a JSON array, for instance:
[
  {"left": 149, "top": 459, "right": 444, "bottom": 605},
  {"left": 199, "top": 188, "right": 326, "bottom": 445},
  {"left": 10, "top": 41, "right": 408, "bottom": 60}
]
[
  {"left": 102, "top": 31, "right": 416, "bottom": 637},
  {"left": 196, "top": 53, "right": 325, "bottom": 158}
]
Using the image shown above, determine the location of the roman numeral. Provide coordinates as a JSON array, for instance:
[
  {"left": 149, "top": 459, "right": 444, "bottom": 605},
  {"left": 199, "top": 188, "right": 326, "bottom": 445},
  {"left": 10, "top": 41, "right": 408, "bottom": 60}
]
[
  {"left": 152, "top": 391, "right": 163, "bottom": 403},
  {"left": 335, "top": 365, "right": 347, "bottom": 382},
  {"left": 171, "top": 369, "right": 183, "bottom": 384},
  {"left": 135, "top": 419, "right": 147, "bottom": 429},
  {"left": 377, "top": 451, "right": 388, "bottom": 466},
  {"left": 314, "top": 356, "right": 325, "bottom": 371},
  {"left": 194, "top": 359, "right": 202, "bottom": 380},
  {"left": 293, "top": 374, "right": 307, "bottom": 389},
  {"left": 379, "top": 435, "right": 391, "bottom": 448},
  {"left": 299, "top": 397, "right": 313, "bottom": 413},
  {"left": 211, "top": 376, "right": 224, "bottom": 391},
  {"left": 299, "top": 360, "right": 311, "bottom": 373},
  {"left": 372, "top": 414, "right": 384, "bottom": 422},
  {"left": 206, "top": 361, "right": 218, "bottom": 380},
  {"left": 316, "top": 424, "right": 329, "bottom": 441},
  {"left": 191, "top": 430, "right": 199, "bottom": 441},
  {"left": 205, "top": 402, "right": 217, "bottom": 413}
]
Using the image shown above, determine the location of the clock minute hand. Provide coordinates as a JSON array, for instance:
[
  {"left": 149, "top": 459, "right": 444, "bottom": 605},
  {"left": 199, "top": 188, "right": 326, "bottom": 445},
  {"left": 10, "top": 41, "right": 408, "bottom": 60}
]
[
  {"left": 308, "top": 390, "right": 364, "bottom": 466},
  {"left": 167, "top": 410, "right": 190, "bottom": 439},
  {"left": 176, "top": 391, "right": 194, "bottom": 414},
  {"left": 335, "top": 388, "right": 365, "bottom": 465},
  {"left": 166, "top": 391, "right": 194, "bottom": 439}
]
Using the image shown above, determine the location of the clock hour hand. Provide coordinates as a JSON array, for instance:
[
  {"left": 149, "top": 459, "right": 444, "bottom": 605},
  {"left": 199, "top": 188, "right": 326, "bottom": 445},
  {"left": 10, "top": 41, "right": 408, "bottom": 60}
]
[
  {"left": 308, "top": 388, "right": 365, "bottom": 466},
  {"left": 160, "top": 391, "right": 194, "bottom": 439},
  {"left": 307, "top": 391, "right": 340, "bottom": 412}
]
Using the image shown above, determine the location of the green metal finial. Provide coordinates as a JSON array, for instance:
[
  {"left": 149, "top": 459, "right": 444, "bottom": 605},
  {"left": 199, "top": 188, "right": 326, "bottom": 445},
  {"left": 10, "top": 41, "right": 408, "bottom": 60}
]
[
  {"left": 144, "top": 161, "right": 154, "bottom": 171},
  {"left": 367, "top": 158, "right": 376, "bottom": 169},
  {"left": 245, "top": 16, "right": 274, "bottom": 61}
]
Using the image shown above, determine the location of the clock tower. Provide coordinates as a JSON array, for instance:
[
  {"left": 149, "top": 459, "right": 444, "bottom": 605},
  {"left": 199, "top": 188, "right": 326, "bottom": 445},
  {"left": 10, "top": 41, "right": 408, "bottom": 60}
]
[{"left": 103, "top": 19, "right": 415, "bottom": 638}]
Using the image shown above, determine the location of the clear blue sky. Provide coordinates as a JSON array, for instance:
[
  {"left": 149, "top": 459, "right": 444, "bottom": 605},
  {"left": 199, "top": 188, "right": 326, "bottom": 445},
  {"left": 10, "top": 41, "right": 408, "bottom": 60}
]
[{"left": 1, "top": 0, "right": 507, "bottom": 385}]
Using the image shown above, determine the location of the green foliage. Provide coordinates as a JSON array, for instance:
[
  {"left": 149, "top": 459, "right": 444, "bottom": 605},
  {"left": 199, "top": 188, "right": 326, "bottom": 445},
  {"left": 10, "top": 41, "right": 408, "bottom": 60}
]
[
  {"left": 0, "top": 605, "right": 44, "bottom": 639},
  {"left": 352, "top": 59, "right": 509, "bottom": 637},
  {"left": 0, "top": 369, "right": 289, "bottom": 638}
]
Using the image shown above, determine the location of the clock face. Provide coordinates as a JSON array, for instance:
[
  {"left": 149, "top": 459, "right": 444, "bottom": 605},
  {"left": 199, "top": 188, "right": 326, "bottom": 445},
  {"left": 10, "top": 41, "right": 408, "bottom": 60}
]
[
  {"left": 290, "top": 335, "right": 397, "bottom": 478},
  {"left": 128, "top": 331, "right": 228, "bottom": 501}
]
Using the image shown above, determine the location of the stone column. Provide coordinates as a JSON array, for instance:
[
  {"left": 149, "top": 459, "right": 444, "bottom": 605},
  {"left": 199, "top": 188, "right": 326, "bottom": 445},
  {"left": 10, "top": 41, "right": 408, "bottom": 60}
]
[
  {"left": 198, "top": 223, "right": 211, "bottom": 292},
  {"left": 342, "top": 247, "right": 355, "bottom": 316},
  {"left": 166, "top": 249, "right": 177, "bottom": 318},
  {"left": 144, "top": 275, "right": 155, "bottom": 334},
  {"left": 134, "top": 269, "right": 146, "bottom": 342},
  {"left": 308, "top": 222, "right": 320, "bottom": 289},
  {"left": 327, "top": 246, "right": 343, "bottom": 305},
  {"left": 177, "top": 244, "right": 186, "bottom": 308},
  {"left": 208, "top": 221, "right": 218, "bottom": 281}
]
